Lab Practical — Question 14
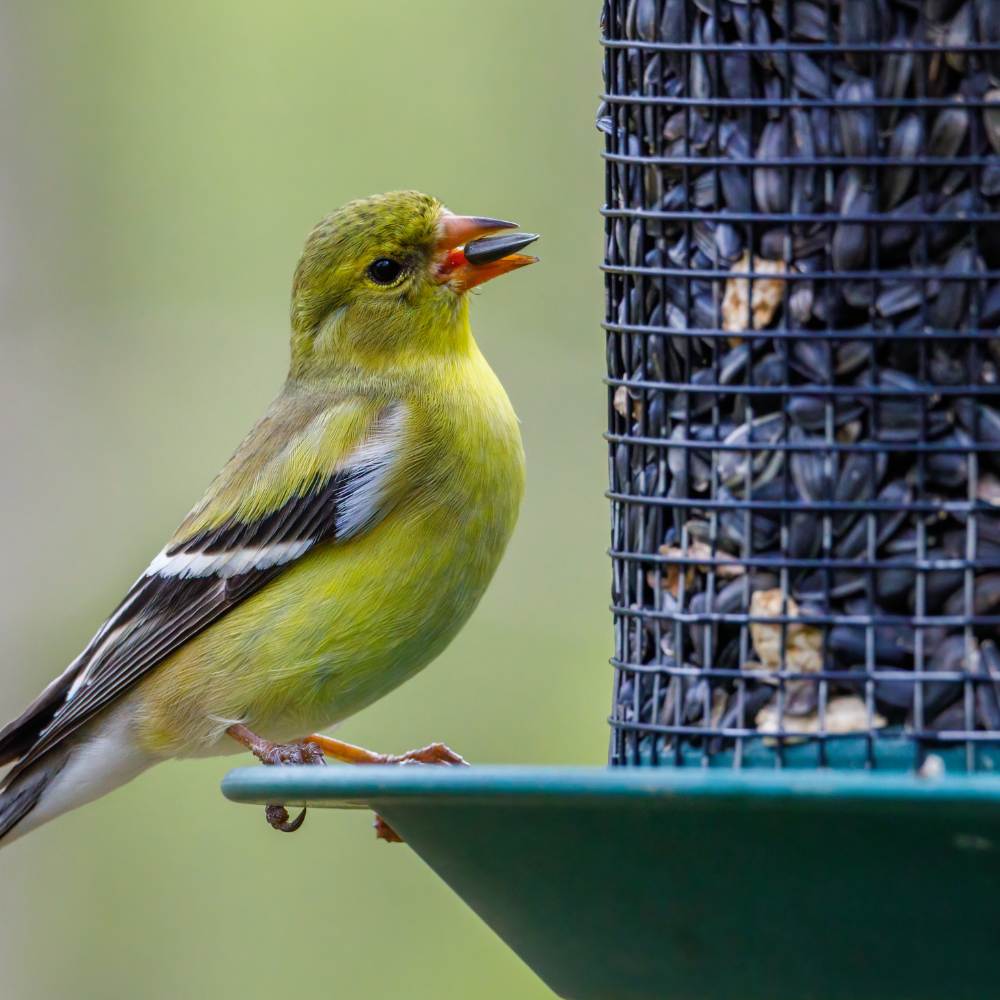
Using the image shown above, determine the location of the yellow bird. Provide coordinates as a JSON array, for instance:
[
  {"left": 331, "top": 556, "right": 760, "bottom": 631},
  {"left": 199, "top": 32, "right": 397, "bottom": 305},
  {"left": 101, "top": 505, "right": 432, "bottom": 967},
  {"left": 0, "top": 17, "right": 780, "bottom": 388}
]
[{"left": 0, "top": 191, "right": 534, "bottom": 845}]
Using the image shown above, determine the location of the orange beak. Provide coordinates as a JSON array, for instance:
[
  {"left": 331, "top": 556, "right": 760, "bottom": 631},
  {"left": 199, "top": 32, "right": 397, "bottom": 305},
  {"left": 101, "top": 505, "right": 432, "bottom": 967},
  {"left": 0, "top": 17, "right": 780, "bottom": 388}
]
[{"left": 434, "top": 211, "right": 539, "bottom": 291}]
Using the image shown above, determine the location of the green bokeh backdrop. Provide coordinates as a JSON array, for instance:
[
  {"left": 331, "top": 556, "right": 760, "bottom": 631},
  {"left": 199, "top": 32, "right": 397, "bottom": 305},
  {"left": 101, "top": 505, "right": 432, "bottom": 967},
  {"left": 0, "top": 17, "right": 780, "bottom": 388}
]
[{"left": 0, "top": 3, "right": 605, "bottom": 998}]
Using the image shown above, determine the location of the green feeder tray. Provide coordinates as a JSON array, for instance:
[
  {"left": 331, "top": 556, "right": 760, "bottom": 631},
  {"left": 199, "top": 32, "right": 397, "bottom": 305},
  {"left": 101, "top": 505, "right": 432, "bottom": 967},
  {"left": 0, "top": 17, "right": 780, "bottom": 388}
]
[{"left": 223, "top": 763, "right": 1000, "bottom": 1000}]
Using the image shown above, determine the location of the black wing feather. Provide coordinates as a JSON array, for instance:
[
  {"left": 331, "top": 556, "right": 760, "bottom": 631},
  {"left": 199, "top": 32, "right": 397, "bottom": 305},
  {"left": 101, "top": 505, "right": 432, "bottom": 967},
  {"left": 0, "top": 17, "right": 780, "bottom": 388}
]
[{"left": 0, "top": 448, "right": 394, "bottom": 780}]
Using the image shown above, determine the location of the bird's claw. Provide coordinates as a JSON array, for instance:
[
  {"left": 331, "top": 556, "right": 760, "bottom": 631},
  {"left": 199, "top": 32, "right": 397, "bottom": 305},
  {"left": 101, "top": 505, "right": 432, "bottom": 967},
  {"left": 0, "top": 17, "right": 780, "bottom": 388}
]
[
  {"left": 252, "top": 738, "right": 325, "bottom": 834},
  {"left": 373, "top": 814, "right": 404, "bottom": 843},
  {"left": 266, "top": 803, "right": 308, "bottom": 833}
]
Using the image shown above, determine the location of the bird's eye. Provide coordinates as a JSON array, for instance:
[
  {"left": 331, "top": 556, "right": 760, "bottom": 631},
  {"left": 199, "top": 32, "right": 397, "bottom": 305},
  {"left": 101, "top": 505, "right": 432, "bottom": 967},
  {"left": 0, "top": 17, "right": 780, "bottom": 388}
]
[{"left": 367, "top": 258, "right": 404, "bottom": 285}]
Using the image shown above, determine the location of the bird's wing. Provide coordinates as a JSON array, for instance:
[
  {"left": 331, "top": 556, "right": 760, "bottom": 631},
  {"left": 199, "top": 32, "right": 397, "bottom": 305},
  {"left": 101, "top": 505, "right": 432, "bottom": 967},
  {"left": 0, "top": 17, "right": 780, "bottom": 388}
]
[{"left": 0, "top": 392, "right": 410, "bottom": 776}]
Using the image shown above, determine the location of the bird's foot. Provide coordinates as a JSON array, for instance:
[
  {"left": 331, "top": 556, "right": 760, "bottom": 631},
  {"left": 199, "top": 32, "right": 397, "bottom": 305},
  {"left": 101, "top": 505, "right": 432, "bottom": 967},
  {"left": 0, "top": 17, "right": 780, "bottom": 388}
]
[
  {"left": 253, "top": 739, "right": 326, "bottom": 768},
  {"left": 304, "top": 734, "right": 468, "bottom": 842},
  {"left": 388, "top": 742, "right": 468, "bottom": 767},
  {"left": 227, "top": 723, "right": 326, "bottom": 834},
  {"left": 306, "top": 734, "right": 467, "bottom": 768},
  {"left": 264, "top": 803, "right": 308, "bottom": 833},
  {"left": 372, "top": 815, "right": 405, "bottom": 843}
]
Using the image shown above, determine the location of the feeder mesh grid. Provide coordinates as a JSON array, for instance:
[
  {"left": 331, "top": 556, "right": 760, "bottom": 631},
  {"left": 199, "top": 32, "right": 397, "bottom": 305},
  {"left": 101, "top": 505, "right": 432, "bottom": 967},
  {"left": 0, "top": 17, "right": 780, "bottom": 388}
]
[{"left": 601, "top": 0, "right": 1000, "bottom": 770}]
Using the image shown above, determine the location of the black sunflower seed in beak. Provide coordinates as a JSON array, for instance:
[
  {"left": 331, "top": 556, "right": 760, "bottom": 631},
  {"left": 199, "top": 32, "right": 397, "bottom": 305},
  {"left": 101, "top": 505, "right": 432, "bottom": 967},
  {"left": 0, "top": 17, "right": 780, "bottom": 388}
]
[{"left": 464, "top": 232, "right": 540, "bottom": 265}]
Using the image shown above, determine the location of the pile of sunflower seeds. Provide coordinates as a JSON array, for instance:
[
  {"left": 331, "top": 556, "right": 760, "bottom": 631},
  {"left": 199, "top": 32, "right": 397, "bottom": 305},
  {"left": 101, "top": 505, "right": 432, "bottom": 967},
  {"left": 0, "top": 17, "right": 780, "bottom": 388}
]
[{"left": 601, "top": 0, "right": 1000, "bottom": 763}]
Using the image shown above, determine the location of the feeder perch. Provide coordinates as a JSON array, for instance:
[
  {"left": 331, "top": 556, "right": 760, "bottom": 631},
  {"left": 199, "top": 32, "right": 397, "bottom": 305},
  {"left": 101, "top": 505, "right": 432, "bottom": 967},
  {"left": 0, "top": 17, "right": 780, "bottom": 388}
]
[{"left": 225, "top": 2, "right": 1000, "bottom": 997}]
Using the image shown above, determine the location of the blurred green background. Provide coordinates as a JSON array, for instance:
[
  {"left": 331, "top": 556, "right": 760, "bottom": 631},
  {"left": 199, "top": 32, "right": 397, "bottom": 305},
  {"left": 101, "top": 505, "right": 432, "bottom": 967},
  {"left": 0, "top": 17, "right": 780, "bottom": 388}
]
[{"left": 0, "top": 2, "right": 605, "bottom": 998}]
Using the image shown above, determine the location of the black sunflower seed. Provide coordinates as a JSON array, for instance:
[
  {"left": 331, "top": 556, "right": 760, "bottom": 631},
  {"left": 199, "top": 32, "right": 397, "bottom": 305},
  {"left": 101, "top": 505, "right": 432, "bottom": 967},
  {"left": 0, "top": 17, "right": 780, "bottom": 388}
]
[{"left": 463, "top": 233, "right": 539, "bottom": 265}]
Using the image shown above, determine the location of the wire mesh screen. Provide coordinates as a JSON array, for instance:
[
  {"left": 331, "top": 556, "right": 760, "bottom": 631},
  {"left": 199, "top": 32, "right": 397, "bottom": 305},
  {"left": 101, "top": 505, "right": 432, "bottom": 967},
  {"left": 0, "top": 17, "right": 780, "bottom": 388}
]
[{"left": 601, "top": 0, "right": 1000, "bottom": 770}]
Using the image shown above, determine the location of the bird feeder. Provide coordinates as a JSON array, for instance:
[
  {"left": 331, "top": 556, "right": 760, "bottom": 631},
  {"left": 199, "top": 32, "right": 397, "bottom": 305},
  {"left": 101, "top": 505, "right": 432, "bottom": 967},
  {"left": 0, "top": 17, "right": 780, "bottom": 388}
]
[{"left": 224, "top": 3, "right": 1000, "bottom": 998}]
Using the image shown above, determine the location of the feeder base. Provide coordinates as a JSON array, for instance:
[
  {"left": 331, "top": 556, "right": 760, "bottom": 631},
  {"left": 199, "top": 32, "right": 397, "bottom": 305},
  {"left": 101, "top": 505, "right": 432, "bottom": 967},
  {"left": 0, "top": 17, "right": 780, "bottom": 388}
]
[{"left": 222, "top": 765, "right": 1000, "bottom": 1000}]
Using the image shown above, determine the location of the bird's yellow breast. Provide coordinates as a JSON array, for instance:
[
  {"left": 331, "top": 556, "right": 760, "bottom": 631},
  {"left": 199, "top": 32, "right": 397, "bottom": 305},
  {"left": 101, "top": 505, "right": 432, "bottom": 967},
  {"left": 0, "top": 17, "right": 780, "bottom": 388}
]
[{"left": 132, "top": 347, "right": 524, "bottom": 756}]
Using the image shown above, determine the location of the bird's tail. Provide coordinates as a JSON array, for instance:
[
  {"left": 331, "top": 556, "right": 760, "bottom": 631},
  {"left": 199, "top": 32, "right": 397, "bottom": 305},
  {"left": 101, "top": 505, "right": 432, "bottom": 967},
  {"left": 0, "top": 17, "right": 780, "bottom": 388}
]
[
  {"left": 0, "top": 707, "right": 156, "bottom": 848},
  {"left": 0, "top": 753, "right": 68, "bottom": 847}
]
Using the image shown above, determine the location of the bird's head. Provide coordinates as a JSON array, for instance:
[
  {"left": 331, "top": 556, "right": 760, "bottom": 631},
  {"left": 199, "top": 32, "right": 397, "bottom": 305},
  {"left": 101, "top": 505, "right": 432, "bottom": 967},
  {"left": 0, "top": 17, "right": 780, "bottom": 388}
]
[{"left": 288, "top": 191, "right": 537, "bottom": 379}]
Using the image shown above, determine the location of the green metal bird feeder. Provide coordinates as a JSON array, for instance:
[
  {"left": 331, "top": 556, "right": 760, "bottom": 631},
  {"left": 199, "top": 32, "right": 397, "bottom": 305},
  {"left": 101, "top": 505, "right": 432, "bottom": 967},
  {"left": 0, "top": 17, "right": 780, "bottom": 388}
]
[{"left": 225, "top": 2, "right": 1000, "bottom": 997}]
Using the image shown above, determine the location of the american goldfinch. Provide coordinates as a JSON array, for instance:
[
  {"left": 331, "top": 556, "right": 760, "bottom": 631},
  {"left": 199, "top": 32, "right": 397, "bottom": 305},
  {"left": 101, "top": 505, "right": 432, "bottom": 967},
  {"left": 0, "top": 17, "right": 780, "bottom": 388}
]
[{"left": 0, "top": 191, "right": 535, "bottom": 845}]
